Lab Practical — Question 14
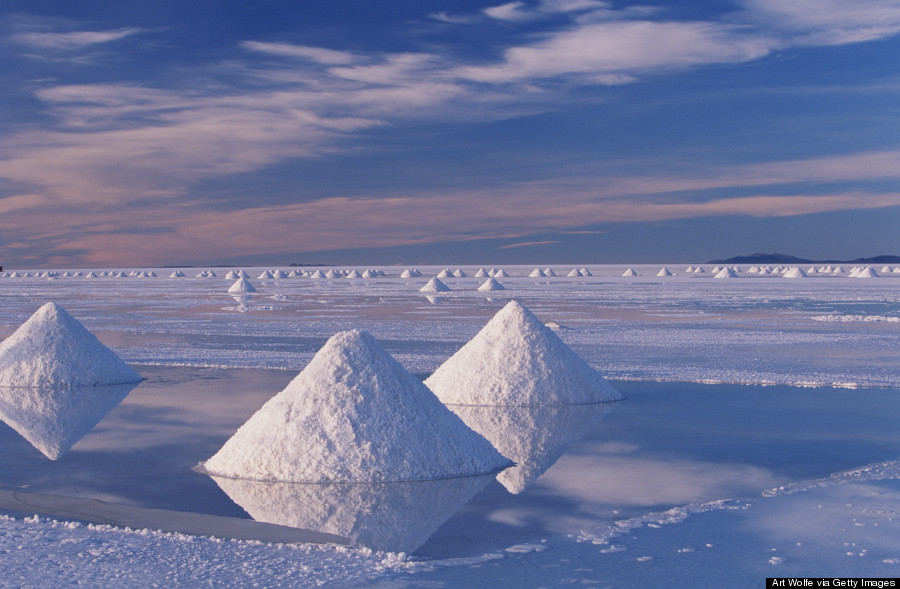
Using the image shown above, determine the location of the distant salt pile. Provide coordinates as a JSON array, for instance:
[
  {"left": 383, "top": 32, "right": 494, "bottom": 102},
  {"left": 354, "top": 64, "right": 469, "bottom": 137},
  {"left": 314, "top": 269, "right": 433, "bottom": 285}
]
[
  {"left": 579, "top": 267, "right": 591, "bottom": 276},
  {"left": 453, "top": 269, "right": 466, "bottom": 277},
  {"left": 361, "top": 269, "right": 378, "bottom": 279},
  {"left": 0, "top": 303, "right": 141, "bottom": 388},
  {"left": 346, "top": 270, "right": 362, "bottom": 279},
  {"left": 436, "top": 268, "right": 452, "bottom": 278},
  {"left": 695, "top": 267, "right": 706, "bottom": 273},
  {"left": 529, "top": 268, "right": 545, "bottom": 278},
  {"left": 474, "top": 268, "right": 488, "bottom": 278},
  {"left": 854, "top": 267, "right": 879, "bottom": 278},
  {"left": 425, "top": 301, "right": 623, "bottom": 406},
  {"left": 567, "top": 268, "right": 579, "bottom": 277},
  {"left": 656, "top": 267, "right": 673, "bottom": 277},
  {"left": 323, "top": 270, "right": 338, "bottom": 279},
  {"left": 228, "top": 278, "right": 256, "bottom": 293},
  {"left": 202, "top": 330, "right": 511, "bottom": 482},
  {"left": 712, "top": 266, "right": 722, "bottom": 274},
  {"left": 224, "top": 270, "right": 238, "bottom": 279},
  {"left": 621, "top": 268, "right": 638, "bottom": 277},
  {"left": 714, "top": 267, "right": 738, "bottom": 278},
  {"left": 783, "top": 267, "right": 807, "bottom": 279},
  {"left": 310, "top": 270, "right": 325, "bottom": 279},
  {"left": 399, "top": 269, "right": 414, "bottom": 278},
  {"left": 544, "top": 268, "right": 556, "bottom": 277},
  {"left": 420, "top": 277, "right": 451, "bottom": 292},
  {"left": 170, "top": 270, "right": 186, "bottom": 278},
  {"left": 494, "top": 268, "right": 509, "bottom": 278},
  {"left": 478, "top": 277, "right": 506, "bottom": 291},
  {"left": 258, "top": 270, "right": 274, "bottom": 280}
]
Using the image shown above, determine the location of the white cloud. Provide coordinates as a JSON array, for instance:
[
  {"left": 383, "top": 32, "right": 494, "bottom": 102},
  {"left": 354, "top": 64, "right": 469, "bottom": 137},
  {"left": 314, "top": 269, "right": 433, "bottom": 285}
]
[
  {"left": 11, "top": 27, "right": 140, "bottom": 50},
  {"left": 483, "top": 2, "right": 537, "bottom": 22},
  {"left": 457, "top": 20, "right": 776, "bottom": 83},
  {"left": 743, "top": 0, "right": 900, "bottom": 45},
  {"left": 241, "top": 41, "right": 359, "bottom": 65}
]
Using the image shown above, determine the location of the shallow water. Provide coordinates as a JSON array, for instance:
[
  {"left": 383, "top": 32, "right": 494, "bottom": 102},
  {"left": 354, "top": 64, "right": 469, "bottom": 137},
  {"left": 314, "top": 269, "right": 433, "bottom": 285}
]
[{"left": 2, "top": 365, "right": 898, "bottom": 557}]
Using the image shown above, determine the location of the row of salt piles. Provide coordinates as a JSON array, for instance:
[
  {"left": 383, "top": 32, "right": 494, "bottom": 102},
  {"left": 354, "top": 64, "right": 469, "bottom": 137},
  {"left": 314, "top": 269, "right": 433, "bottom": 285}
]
[{"left": 201, "top": 300, "right": 622, "bottom": 484}]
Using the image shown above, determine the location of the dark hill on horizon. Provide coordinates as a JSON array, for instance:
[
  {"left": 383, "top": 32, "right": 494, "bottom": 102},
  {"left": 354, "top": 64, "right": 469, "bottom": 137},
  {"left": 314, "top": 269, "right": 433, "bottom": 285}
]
[{"left": 709, "top": 252, "right": 900, "bottom": 265}]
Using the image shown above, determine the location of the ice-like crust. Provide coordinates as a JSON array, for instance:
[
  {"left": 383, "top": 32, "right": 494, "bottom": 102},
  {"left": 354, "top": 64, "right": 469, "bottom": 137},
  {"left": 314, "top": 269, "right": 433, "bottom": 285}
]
[
  {"left": 425, "top": 301, "right": 623, "bottom": 406},
  {"left": 203, "top": 330, "right": 511, "bottom": 482},
  {"left": 0, "top": 303, "right": 141, "bottom": 388}
]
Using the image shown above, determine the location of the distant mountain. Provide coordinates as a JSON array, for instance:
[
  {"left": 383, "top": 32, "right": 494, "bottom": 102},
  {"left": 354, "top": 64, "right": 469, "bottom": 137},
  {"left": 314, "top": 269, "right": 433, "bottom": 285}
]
[{"left": 708, "top": 252, "right": 900, "bottom": 264}]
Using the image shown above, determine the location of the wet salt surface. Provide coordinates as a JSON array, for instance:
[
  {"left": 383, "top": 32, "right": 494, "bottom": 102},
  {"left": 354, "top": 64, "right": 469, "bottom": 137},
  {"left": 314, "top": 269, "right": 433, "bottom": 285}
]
[{"left": 2, "top": 366, "right": 899, "bottom": 558}]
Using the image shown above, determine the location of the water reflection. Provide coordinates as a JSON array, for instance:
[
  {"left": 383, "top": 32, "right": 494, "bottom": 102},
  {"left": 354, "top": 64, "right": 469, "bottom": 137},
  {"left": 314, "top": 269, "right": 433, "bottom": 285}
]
[
  {"left": 450, "top": 403, "right": 615, "bottom": 494},
  {"left": 0, "top": 382, "right": 138, "bottom": 459},
  {"left": 208, "top": 473, "right": 495, "bottom": 553},
  {"left": 423, "top": 295, "right": 445, "bottom": 304}
]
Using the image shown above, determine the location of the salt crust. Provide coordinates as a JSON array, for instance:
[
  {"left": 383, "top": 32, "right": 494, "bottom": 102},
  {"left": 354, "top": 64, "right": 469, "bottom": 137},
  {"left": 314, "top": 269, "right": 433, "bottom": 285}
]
[
  {"left": 425, "top": 301, "right": 623, "bottom": 406},
  {"left": 203, "top": 330, "right": 512, "bottom": 483},
  {"left": 0, "top": 302, "right": 141, "bottom": 388}
]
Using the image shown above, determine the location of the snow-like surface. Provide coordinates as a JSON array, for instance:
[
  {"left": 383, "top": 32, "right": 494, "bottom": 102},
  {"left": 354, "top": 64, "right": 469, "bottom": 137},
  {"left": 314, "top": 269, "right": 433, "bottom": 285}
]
[
  {"left": 202, "top": 330, "right": 511, "bottom": 482},
  {"left": 0, "top": 303, "right": 141, "bottom": 388},
  {"left": 714, "top": 267, "right": 738, "bottom": 278},
  {"left": 425, "top": 301, "right": 623, "bottom": 405},
  {"left": 783, "top": 267, "right": 807, "bottom": 278}
]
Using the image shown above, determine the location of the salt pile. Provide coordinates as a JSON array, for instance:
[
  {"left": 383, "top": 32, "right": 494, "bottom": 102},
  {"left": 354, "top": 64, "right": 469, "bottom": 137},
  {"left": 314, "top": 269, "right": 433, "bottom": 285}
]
[
  {"left": 567, "top": 268, "right": 580, "bottom": 277},
  {"left": 420, "top": 277, "right": 451, "bottom": 292},
  {"left": 208, "top": 474, "right": 494, "bottom": 553},
  {"left": 783, "top": 267, "right": 807, "bottom": 279},
  {"left": 714, "top": 267, "right": 738, "bottom": 278},
  {"left": 579, "top": 267, "right": 591, "bottom": 276},
  {"left": 494, "top": 268, "right": 509, "bottom": 278},
  {"left": 622, "top": 268, "right": 638, "bottom": 277},
  {"left": 474, "top": 268, "right": 488, "bottom": 278},
  {"left": 424, "top": 301, "right": 623, "bottom": 406},
  {"left": 0, "top": 303, "right": 141, "bottom": 388},
  {"left": 656, "top": 267, "right": 673, "bottom": 277},
  {"left": 477, "top": 277, "right": 506, "bottom": 291},
  {"left": 201, "top": 330, "right": 511, "bottom": 482},
  {"left": 854, "top": 267, "right": 879, "bottom": 278},
  {"left": 436, "top": 268, "right": 452, "bottom": 278},
  {"left": 529, "top": 268, "right": 545, "bottom": 278},
  {"left": 227, "top": 278, "right": 256, "bottom": 293}
]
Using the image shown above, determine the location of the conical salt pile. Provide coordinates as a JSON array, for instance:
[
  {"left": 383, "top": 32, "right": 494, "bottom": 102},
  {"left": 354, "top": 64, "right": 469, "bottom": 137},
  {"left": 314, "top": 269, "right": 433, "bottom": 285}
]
[
  {"left": 228, "top": 278, "right": 256, "bottom": 293},
  {"left": 622, "top": 268, "right": 638, "bottom": 277},
  {"left": 477, "top": 277, "right": 506, "bottom": 291},
  {"left": 783, "top": 267, "right": 807, "bottom": 279},
  {"left": 201, "top": 330, "right": 511, "bottom": 483},
  {"left": 656, "top": 267, "right": 673, "bottom": 277},
  {"left": 420, "top": 277, "right": 451, "bottom": 292},
  {"left": 0, "top": 303, "right": 141, "bottom": 388},
  {"left": 714, "top": 267, "right": 738, "bottom": 278},
  {"left": 425, "top": 301, "right": 623, "bottom": 406}
]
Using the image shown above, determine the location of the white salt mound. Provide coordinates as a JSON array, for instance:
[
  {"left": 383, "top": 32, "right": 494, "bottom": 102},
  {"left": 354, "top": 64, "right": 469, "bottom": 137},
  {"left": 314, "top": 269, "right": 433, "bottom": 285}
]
[
  {"left": 622, "top": 268, "right": 638, "bottom": 277},
  {"left": 714, "top": 268, "right": 738, "bottom": 278},
  {"left": 0, "top": 303, "right": 141, "bottom": 388},
  {"left": 425, "top": 301, "right": 623, "bottom": 406},
  {"left": 783, "top": 267, "right": 807, "bottom": 279},
  {"left": 202, "top": 330, "right": 511, "bottom": 483},
  {"left": 478, "top": 277, "right": 505, "bottom": 291},
  {"left": 420, "top": 277, "right": 451, "bottom": 292},
  {"left": 656, "top": 267, "right": 673, "bottom": 277},
  {"left": 227, "top": 278, "right": 256, "bottom": 293}
]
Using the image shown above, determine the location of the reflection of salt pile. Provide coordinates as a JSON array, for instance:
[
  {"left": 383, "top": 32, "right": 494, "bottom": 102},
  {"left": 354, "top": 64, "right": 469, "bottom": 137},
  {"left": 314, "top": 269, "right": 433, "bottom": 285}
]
[
  {"left": 0, "top": 303, "right": 141, "bottom": 388},
  {"left": 202, "top": 330, "right": 511, "bottom": 482},
  {"left": 0, "top": 382, "right": 136, "bottom": 459},
  {"left": 425, "top": 301, "right": 623, "bottom": 405},
  {"left": 208, "top": 473, "right": 494, "bottom": 554},
  {"left": 451, "top": 404, "right": 613, "bottom": 494},
  {"left": 0, "top": 303, "right": 142, "bottom": 458}
]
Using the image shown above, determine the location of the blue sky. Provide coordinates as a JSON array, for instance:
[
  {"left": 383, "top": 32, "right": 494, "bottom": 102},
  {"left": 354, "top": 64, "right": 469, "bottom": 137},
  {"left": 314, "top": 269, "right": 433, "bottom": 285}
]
[{"left": 1, "top": 0, "right": 899, "bottom": 267}]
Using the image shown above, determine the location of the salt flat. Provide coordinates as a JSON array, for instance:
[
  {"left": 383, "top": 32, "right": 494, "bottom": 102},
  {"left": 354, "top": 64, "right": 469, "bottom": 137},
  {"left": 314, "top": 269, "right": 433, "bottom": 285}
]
[{"left": 0, "top": 264, "right": 898, "bottom": 586}]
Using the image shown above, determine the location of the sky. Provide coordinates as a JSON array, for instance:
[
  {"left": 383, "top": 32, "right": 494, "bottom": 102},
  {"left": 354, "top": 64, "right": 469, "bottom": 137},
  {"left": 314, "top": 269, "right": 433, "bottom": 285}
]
[{"left": 1, "top": 0, "right": 899, "bottom": 268}]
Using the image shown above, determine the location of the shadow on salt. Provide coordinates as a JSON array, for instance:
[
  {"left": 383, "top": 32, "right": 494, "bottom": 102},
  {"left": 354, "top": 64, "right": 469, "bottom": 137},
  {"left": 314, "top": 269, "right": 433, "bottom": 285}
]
[
  {"left": 207, "top": 473, "right": 496, "bottom": 554},
  {"left": 0, "top": 382, "right": 139, "bottom": 460}
]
